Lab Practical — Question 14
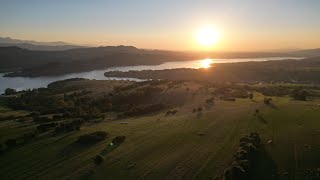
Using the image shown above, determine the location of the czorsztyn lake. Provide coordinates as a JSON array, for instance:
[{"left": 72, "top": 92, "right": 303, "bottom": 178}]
[{"left": 0, "top": 57, "right": 304, "bottom": 94}]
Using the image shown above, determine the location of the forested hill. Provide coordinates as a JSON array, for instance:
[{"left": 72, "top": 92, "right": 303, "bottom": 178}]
[
  {"left": 0, "top": 46, "right": 201, "bottom": 76},
  {"left": 1, "top": 45, "right": 320, "bottom": 77},
  {"left": 105, "top": 57, "right": 320, "bottom": 83}
]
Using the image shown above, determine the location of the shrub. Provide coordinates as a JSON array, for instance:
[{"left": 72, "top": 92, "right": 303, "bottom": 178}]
[
  {"left": 249, "top": 93, "right": 253, "bottom": 100},
  {"left": 222, "top": 96, "right": 236, "bottom": 101},
  {"left": 171, "top": 110, "right": 178, "bottom": 114},
  {"left": 112, "top": 136, "right": 126, "bottom": 145},
  {"left": 291, "top": 89, "right": 309, "bottom": 101},
  {"left": 229, "top": 89, "right": 249, "bottom": 98},
  {"left": 94, "top": 154, "right": 104, "bottom": 165},
  {"left": 213, "top": 87, "right": 230, "bottom": 95},
  {"left": 166, "top": 110, "right": 178, "bottom": 115},
  {"left": 197, "top": 107, "right": 202, "bottom": 112},
  {"left": 54, "top": 119, "right": 83, "bottom": 134},
  {"left": 37, "top": 123, "right": 58, "bottom": 133},
  {"left": 28, "top": 112, "right": 40, "bottom": 118},
  {"left": 0, "top": 144, "right": 4, "bottom": 154},
  {"left": 33, "top": 116, "right": 52, "bottom": 123},
  {"left": 5, "top": 88, "right": 16, "bottom": 95},
  {"left": 122, "top": 104, "right": 166, "bottom": 117},
  {"left": 205, "top": 97, "right": 215, "bottom": 104},
  {"left": 52, "top": 114, "right": 64, "bottom": 121},
  {"left": 253, "top": 86, "right": 290, "bottom": 96},
  {"left": 264, "top": 97, "right": 272, "bottom": 105},
  {"left": 76, "top": 131, "right": 108, "bottom": 145},
  {"left": 5, "top": 139, "right": 17, "bottom": 148},
  {"left": 22, "top": 131, "right": 37, "bottom": 142},
  {"left": 224, "top": 133, "right": 261, "bottom": 180}
]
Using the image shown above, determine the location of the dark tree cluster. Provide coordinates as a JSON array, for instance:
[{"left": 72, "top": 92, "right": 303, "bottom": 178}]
[
  {"left": 3, "top": 131, "right": 38, "bottom": 151},
  {"left": 263, "top": 97, "right": 272, "bottom": 105},
  {"left": 47, "top": 78, "right": 87, "bottom": 89},
  {"left": 6, "top": 88, "right": 107, "bottom": 121},
  {"left": 54, "top": 119, "right": 84, "bottom": 134},
  {"left": 248, "top": 93, "right": 253, "bottom": 100},
  {"left": 6, "top": 89, "right": 66, "bottom": 114},
  {"left": 5, "top": 79, "right": 173, "bottom": 124},
  {"left": 193, "top": 107, "right": 203, "bottom": 113},
  {"left": 4, "top": 88, "right": 16, "bottom": 96},
  {"left": 304, "top": 168, "right": 320, "bottom": 179},
  {"left": 112, "top": 136, "right": 126, "bottom": 145},
  {"left": 209, "top": 83, "right": 248, "bottom": 99},
  {"left": 229, "top": 89, "right": 250, "bottom": 99},
  {"left": 0, "top": 144, "right": 4, "bottom": 155},
  {"left": 76, "top": 131, "right": 108, "bottom": 145},
  {"left": 166, "top": 110, "right": 178, "bottom": 115},
  {"left": 5, "top": 139, "right": 17, "bottom": 149},
  {"left": 37, "top": 123, "right": 58, "bottom": 133},
  {"left": 224, "top": 132, "right": 261, "bottom": 180},
  {"left": 94, "top": 154, "right": 104, "bottom": 165},
  {"left": 205, "top": 97, "right": 215, "bottom": 104},
  {"left": 111, "top": 86, "right": 164, "bottom": 108},
  {"left": 252, "top": 85, "right": 291, "bottom": 97},
  {"left": 120, "top": 104, "right": 166, "bottom": 117},
  {"left": 291, "top": 88, "right": 309, "bottom": 101},
  {"left": 220, "top": 96, "right": 236, "bottom": 101}
]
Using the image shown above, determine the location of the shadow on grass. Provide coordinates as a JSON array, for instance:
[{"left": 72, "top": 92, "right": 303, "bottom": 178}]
[
  {"left": 59, "top": 140, "right": 105, "bottom": 157},
  {"left": 100, "top": 142, "right": 123, "bottom": 156},
  {"left": 53, "top": 131, "right": 77, "bottom": 142},
  {"left": 250, "top": 145, "right": 278, "bottom": 180},
  {"left": 101, "top": 136, "right": 125, "bottom": 155},
  {"left": 59, "top": 142, "right": 89, "bottom": 157},
  {"left": 197, "top": 112, "right": 203, "bottom": 119},
  {"left": 268, "top": 103, "right": 278, "bottom": 110},
  {"left": 255, "top": 114, "right": 268, "bottom": 124}
]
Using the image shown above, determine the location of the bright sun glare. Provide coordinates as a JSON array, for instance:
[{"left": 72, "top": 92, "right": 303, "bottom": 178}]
[
  {"left": 197, "top": 27, "right": 220, "bottom": 48},
  {"left": 201, "top": 58, "right": 213, "bottom": 68}
]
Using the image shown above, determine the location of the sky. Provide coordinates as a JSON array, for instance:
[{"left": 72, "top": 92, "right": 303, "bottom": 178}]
[{"left": 0, "top": 0, "right": 320, "bottom": 51}]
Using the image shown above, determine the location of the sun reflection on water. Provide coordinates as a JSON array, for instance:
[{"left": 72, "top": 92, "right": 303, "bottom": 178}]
[{"left": 201, "top": 58, "right": 213, "bottom": 68}]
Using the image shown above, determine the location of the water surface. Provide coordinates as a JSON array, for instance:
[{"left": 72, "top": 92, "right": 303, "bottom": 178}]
[{"left": 0, "top": 57, "right": 304, "bottom": 93}]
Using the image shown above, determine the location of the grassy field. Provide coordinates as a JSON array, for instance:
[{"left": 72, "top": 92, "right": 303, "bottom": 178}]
[{"left": 1, "top": 80, "right": 320, "bottom": 180}]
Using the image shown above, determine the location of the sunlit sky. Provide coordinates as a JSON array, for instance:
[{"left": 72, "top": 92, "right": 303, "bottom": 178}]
[{"left": 1, "top": 0, "right": 320, "bottom": 51}]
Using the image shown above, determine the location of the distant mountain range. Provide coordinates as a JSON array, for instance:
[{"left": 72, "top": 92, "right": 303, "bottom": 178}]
[
  {"left": 290, "top": 48, "right": 320, "bottom": 57},
  {"left": 0, "top": 37, "right": 75, "bottom": 46},
  {"left": 0, "top": 45, "right": 200, "bottom": 76},
  {"left": 0, "top": 37, "right": 320, "bottom": 77},
  {"left": 0, "top": 37, "right": 86, "bottom": 51}
]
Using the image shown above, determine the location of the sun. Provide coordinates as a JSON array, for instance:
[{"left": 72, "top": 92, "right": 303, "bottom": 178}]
[{"left": 196, "top": 27, "right": 220, "bottom": 47}]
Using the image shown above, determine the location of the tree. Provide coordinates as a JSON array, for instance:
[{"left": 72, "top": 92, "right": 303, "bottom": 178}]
[
  {"left": 105, "top": 103, "right": 113, "bottom": 111},
  {"left": 291, "top": 89, "right": 308, "bottom": 101},
  {"left": 76, "top": 131, "right": 108, "bottom": 145},
  {"left": 112, "top": 136, "right": 126, "bottom": 145},
  {"left": 249, "top": 93, "right": 253, "bottom": 100},
  {"left": 5, "top": 88, "right": 15, "bottom": 95},
  {"left": 94, "top": 154, "right": 104, "bottom": 165},
  {"left": 0, "top": 144, "right": 4, "bottom": 154},
  {"left": 264, "top": 97, "right": 272, "bottom": 105},
  {"left": 5, "top": 139, "right": 17, "bottom": 148}
]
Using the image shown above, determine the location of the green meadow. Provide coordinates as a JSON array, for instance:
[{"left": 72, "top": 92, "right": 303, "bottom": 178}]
[{"left": 1, "top": 80, "right": 320, "bottom": 180}]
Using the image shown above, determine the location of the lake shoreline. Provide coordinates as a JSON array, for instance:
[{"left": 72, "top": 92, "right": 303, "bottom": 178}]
[
  {"left": 0, "top": 57, "right": 306, "bottom": 94},
  {"left": 3, "top": 56, "right": 304, "bottom": 78}
]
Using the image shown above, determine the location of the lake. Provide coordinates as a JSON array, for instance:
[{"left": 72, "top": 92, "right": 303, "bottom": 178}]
[{"left": 0, "top": 57, "right": 304, "bottom": 94}]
